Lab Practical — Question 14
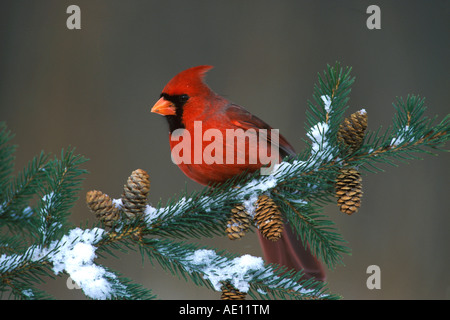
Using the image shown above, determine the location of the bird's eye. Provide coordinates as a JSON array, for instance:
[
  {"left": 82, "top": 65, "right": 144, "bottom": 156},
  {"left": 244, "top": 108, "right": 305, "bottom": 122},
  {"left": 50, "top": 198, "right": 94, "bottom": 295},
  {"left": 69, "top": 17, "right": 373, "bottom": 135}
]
[{"left": 179, "top": 94, "right": 189, "bottom": 103}]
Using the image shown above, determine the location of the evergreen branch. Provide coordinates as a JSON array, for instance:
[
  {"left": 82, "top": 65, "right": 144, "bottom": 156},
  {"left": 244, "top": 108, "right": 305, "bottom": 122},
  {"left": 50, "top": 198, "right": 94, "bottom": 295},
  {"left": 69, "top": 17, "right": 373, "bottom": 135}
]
[
  {"left": 143, "top": 190, "right": 233, "bottom": 239},
  {"left": 0, "top": 234, "right": 28, "bottom": 255},
  {"left": 248, "top": 267, "right": 339, "bottom": 300},
  {"left": 274, "top": 192, "right": 350, "bottom": 269},
  {"left": 136, "top": 238, "right": 333, "bottom": 300},
  {"left": 0, "top": 246, "right": 55, "bottom": 300},
  {"left": 347, "top": 95, "right": 449, "bottom": 171},
  {"left": 105, "top": 274, "right": 156, "bottom": 300},
  {"left": 140, "top": 239, "right": 216, "bottom": 290},
  {"left": 96, "top": 228, "right": 334, "bottom": 299},
  {"left": 0, "top": 151, "right": 48, "bottom": 233},
  {"left": 306, "top": 62, "right": 354, "bottom": 137},
  {"left": 0, "top": 227, "right": 144, "bottom": 300},
  {"left": 0, "top": 122, "right": 16, "bottom": 192},
  {"left": 35, "top": 147, "right": 88, "bottom": 245}
]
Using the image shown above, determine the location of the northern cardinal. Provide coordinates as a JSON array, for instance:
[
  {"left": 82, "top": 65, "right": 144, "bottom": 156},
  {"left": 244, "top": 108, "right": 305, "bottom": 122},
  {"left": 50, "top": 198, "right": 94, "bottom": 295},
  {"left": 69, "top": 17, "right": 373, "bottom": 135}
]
[{"left": 151, "top": 65, "right": 325, "bottom": 281}]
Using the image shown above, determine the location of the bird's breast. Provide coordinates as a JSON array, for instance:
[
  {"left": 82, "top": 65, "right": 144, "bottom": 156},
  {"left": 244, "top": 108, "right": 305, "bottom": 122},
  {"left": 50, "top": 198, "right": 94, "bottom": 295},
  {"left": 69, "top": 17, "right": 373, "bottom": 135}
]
[{"left": 168, "top": 124, "right": 277, "bottom": 185}]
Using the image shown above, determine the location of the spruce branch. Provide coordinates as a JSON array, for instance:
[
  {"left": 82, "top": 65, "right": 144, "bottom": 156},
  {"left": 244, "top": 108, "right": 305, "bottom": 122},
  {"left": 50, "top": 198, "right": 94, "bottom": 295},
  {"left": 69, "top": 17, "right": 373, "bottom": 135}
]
[
  {"left": 346, "top": 95, "right": 449, "bottom": 173},
  {"left": 306, "top": 62, "right": 354, "bottom": 138},
  {"left": 0, "top": 150, "right": 48, "bottom": 234},
  {"left": 83, "top": 169, "right": 338, "bottom": 300},
  {"left": 35, "top": 147, "right": 88, "bottom": 245},
  {"left": 0, "top": 122, "right": 17, "bottom": 191},
  {"left": 131, "top": 238, "right": 337, "bottom": 300}
]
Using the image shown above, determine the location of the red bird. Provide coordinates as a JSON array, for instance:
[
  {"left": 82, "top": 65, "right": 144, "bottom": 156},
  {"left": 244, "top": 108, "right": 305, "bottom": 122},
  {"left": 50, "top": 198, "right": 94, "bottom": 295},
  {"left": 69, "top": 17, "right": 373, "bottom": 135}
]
[{"left": 151, "top": 65, "right": 325, "bottom": 281}]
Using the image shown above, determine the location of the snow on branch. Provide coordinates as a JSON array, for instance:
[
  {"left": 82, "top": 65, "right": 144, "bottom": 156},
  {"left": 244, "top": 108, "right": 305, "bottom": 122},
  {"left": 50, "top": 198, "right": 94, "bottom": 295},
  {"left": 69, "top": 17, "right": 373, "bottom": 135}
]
[
  {"left": 149, "top": 240, "right": 333, "bottom": 299},
  {"left": 1, "top": 227, "right": 129, "bottom": 299}
]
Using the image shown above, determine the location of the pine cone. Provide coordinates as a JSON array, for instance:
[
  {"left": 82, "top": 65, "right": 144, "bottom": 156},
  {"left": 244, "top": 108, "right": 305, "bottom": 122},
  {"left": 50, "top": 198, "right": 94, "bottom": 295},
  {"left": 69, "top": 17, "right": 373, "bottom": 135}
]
[
  {"left": 254, "top": 195, "right": 283, "bottom": 241},
  {"left": 86, "top": 190, "right": 121, "bottom": 227},
  {"left": 122, "top": 169, "right": 150, "bottom": 219},
  {"left": 220, "top": 282, "right": 246, "bottom": 300},
  {"left": 335, "top": 168, "right": 363, "bottom": 215},
  {"left": 226, "top": 205, "right": 251, "bottom": 240},
  {"left": 338, "top": 110, "right": 368, "bottom": 153}
]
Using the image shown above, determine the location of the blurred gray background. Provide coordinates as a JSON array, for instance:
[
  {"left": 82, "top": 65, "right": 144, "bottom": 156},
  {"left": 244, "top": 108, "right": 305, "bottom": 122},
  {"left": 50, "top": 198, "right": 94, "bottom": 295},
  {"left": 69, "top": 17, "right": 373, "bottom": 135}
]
[{"left": 1, "top": 0, "right": 449, "bottom": 300}]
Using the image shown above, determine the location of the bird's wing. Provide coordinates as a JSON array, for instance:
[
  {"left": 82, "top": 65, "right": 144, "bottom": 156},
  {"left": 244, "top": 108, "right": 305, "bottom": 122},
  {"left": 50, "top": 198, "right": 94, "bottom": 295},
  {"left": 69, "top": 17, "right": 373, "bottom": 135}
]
[{"left": 223, "top": 104, "right": 296, "bottom": 159}]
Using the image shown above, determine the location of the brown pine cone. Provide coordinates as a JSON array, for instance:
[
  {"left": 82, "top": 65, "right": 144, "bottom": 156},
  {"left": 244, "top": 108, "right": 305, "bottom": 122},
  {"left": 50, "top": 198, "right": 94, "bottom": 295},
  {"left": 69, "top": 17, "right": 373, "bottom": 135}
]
[
  {"left": 226, "top": 205, "right": 251, "bottom": 240},
  {"left": 86, "top": 190, "right": 121, "bottom": 227},
  {"left": 335, "top": 168, "right": 363, "bottom": 215},
  {"left": 220, "top": 281, "right": 246, "bottom": 300},
  {"left": 254, "top": 195, "right": 283, "bottom": 241},
  {"left": 122, "top": 169, "right": 150, "bottom": 219},
  {"left": 337, "top": 110, "right": 368, "bottom": 153}
]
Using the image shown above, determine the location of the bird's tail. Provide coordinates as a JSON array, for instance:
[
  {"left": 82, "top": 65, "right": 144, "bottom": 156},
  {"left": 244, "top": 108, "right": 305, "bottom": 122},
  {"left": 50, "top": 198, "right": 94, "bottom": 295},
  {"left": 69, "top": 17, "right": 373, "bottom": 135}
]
[
  {"left": 257, "top": 223, "right": 326, "bottom": 281},
  {"left": 261, "top": 141, "right": 325, "bottom": 281}
]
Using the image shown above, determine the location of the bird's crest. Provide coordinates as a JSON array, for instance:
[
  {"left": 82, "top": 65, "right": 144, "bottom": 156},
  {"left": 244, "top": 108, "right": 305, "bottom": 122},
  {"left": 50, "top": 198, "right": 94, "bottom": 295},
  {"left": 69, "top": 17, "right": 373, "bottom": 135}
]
[{"left": 162, "top": 65, "right": 213, "bottom": 96}]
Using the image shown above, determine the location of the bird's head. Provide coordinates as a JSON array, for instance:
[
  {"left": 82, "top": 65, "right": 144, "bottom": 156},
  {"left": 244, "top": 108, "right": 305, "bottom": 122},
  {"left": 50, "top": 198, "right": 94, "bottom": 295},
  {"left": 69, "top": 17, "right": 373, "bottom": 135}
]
[{"left": 151, "top": 66, "right": 214, "bottom": 131}]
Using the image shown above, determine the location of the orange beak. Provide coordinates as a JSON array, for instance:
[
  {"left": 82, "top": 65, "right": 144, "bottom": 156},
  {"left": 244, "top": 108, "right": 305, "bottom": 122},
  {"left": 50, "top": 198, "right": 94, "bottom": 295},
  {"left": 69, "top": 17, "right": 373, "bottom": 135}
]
[{"left": 151, "top": 97, "right": 176, "bottom": 116}]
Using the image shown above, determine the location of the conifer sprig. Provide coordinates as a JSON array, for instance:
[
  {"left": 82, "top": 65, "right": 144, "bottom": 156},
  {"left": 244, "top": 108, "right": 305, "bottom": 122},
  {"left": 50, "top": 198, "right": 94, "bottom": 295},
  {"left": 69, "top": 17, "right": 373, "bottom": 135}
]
[
  {"left": 35, "top": 148, "right": 88, "bottom": 245},
  {"left": 0, "top": 150, "right": 48, "bottom": 234},
  {"left": 130, "top": 238, "right": 338, "bottom": 300},
  {"left": 0, "top": 123, "right": 16, "bottom": 191}
]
